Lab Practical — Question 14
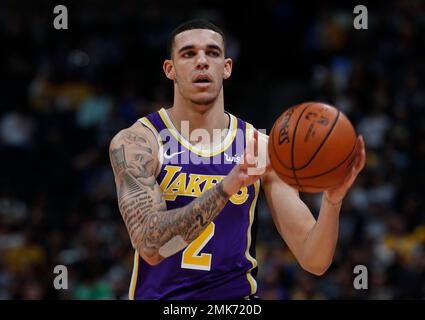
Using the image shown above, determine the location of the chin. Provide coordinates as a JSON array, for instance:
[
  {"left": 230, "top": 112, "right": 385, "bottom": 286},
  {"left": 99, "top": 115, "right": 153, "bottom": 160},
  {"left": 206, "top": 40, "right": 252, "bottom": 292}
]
[
  {"left": 190, "top": 99, "right": 216, "bottom": 106},
  {"left": 190, "top": 89, "right": 221, "bottom": 104},
  {"left": 189, "top": 95, "right": 218, "bottom": 106}
]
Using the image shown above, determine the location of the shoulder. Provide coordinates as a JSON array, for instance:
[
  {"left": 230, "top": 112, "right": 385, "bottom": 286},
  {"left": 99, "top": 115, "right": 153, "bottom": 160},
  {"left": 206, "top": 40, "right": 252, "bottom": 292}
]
[
  {"left": 109, "top": 121, "right": 159, "bottom": 152},
  {"left": 109, "top": 121, "right": 162, "bottom": 176}
]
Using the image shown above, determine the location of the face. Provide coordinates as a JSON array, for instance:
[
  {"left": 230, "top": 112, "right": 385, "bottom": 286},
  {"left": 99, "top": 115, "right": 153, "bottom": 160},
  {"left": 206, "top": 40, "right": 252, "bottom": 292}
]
[{"left": 163, "top": 29, "right": 232, "bottom": 106}]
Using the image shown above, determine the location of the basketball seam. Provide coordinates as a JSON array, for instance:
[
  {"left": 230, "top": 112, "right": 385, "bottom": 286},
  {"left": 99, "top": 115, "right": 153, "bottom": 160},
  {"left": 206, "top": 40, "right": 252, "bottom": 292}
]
[
  {"left": 287, "top": 182, "right": 342, "bottom": 189},
  {"left": 294, "top": 110, "right": 341, "bottom": 170},
  {"left": 270, "top": 104, "right": 302, "bottom": 169},
  {"left": 270, "top": 123, "right": 289, "bottom": 183},
  {"left": 272, "top": 136, "right": 357, "bottom": 180},
  {"left": 270, "top": 121, "right": 287, "bottom": 173},
  {"left": 291, "top": 104, "right": 313, "bottom": 192}
]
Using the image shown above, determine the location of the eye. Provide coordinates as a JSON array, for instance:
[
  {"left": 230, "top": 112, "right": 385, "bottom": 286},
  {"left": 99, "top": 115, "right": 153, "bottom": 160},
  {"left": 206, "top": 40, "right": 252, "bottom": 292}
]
[
  {"left": 208, "top": 51, "right": 220, "bottom": 57},
  {"left": 182, "top": 51, "right": 195, "bottom": 58}
]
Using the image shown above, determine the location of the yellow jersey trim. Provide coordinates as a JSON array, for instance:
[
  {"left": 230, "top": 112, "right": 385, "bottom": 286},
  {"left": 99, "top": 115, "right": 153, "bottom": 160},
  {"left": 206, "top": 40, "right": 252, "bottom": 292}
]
[
  {"left": 245, "top": 122, "right": 254, "bottom": 144},
  {"left": 245, "top": 179, "right": 260, "bottom": 295},
  {"left": 158, "top": 108, "right": 238, "bottom": 157},
  {"left": 128, "top": 250, "right": 140, "bottom": 300}
]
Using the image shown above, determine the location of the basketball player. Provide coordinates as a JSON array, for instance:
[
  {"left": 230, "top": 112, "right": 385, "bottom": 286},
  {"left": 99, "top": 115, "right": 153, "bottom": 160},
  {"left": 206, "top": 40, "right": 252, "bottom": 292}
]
[{"left": 109, "top": 20, "right": 366, "bottom": 300}]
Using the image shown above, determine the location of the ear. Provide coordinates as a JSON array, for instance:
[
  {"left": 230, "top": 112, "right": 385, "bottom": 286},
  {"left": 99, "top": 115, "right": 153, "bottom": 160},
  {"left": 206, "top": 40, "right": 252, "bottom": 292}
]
[
  {"left": 223, "top": 58, "right": 233, "bottom": 79},
  {"left": 163, "top": 59, "right": 175, "bottom": 80}
]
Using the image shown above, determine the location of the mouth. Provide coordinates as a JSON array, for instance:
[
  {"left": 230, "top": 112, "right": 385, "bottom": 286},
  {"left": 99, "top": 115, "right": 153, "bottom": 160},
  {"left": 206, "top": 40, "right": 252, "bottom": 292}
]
[{"left": 192, "top": 74, "right": 213, "bottom": 84}]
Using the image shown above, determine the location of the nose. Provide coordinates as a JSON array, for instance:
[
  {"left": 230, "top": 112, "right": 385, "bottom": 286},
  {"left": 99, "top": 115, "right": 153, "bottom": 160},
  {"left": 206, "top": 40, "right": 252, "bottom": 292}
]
[{"left": 196, "top": 51, "right": 209, "bottom": 70}]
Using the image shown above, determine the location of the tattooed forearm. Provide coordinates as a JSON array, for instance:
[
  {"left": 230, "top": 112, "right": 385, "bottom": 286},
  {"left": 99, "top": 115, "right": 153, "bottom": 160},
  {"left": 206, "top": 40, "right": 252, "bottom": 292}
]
[
  {"left": 142, "top": 181, "right": 229, "bottom": 248},
  {"left": 110, "top": 128, "right": 230, "bottom": 261},
  {"left": 120, "top": 170, "right": 229, "bottom": 252}
]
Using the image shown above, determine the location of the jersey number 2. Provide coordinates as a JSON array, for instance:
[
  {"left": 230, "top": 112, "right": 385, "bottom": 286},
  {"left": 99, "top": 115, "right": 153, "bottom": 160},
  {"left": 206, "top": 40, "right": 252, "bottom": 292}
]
[{"left": 181, "top": 222, "right": 215, "bottom": 271}]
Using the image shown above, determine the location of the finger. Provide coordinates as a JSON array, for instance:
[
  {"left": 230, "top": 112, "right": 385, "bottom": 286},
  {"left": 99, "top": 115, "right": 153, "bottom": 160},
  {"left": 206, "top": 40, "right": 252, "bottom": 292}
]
[
  {"left": 239, "top": 172, "right": 263, "bottom": 182},
  {"left": 253, "top": 129, "right": 259, "bottom": 157},
  {"left": 240, "top": 139, "right": 252, "bottom": 167},
  {"left": 331, "top": 142, "right": 363, "bottom": 191},
  {"left": 349, "top": 136, "right": 362, "bottom": 174},
  {"left": 240, "top": 142, "right": 256, "bottom": 168},
  {"left": 243, "top": 132, "right": 259, "bottom": 167},
  {"left": 245, "top": 152, "right": 257, "bottom": 167},
  {"left": 344, "top": 146, "right": 366, "bottom": 188},
  {"left": 344, "top": 164, "right": 358, "bottom": 187},
  {"left": 354, "top": 135, "right": 366, "bottom": 172},
  {"left": 358, "top": 135, "right": 366, "bottom": 170}
]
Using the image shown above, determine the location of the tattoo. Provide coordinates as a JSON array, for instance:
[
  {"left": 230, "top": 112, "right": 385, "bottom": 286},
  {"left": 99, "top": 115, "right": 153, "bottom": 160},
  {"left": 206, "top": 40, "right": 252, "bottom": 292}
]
[
  {"left": 142, "top": 181, "right": 229, "bottom": 250},
  {"left": 110, "top": 129, "right": 230, "bottom": 259},
  {"left": 196, "top": 215, "right": 207, "bottom": 227}
]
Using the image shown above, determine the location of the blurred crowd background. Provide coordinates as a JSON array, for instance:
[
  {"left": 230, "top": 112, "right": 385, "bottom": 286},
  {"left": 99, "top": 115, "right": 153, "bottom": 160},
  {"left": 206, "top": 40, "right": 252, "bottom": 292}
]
[{"left": 1, "top": 0, "right": 424, "bottom": 299}]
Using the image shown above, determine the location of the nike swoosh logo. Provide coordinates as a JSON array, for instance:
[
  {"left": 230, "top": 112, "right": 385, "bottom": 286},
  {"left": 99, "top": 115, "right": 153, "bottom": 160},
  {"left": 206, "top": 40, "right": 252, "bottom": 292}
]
[{"left": 163, "top": 150, "right": 186, "bottom": 159}]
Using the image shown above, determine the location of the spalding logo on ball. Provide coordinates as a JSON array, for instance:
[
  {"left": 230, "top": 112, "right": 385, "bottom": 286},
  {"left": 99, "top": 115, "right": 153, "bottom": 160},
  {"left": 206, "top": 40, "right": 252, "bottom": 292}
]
[{"left": 269, "top": 102, "right": 357, "bottom": 193}]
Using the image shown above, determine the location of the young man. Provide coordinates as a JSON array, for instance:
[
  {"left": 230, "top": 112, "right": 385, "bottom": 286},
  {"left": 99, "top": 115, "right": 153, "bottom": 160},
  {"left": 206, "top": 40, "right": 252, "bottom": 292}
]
[{"left": 109, "top": 20, "right": 366, "bottom": 300}]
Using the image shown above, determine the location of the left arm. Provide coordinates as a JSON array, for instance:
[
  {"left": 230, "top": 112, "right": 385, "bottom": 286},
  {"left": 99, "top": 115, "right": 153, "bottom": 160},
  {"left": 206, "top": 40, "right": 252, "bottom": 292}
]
[{"left": 262, "top": 135, "right": 366, "bottom": 275}]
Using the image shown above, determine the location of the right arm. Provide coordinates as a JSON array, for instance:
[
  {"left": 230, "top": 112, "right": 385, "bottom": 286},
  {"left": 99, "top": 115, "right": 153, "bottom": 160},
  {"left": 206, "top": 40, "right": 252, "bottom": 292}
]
[{"left": 109, "top": 125, "right": 259, "bottom": 265}]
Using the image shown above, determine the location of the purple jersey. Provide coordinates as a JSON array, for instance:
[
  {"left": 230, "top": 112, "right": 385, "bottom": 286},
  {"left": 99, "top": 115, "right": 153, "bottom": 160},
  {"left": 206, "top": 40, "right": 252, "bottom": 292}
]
[{"left": 129, "top": 108, "right": 260, "bottom": 300}]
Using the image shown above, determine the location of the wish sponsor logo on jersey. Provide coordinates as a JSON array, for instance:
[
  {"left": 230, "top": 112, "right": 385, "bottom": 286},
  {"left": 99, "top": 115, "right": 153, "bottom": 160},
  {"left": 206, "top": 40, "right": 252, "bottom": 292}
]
[
  {"left": 224, "top": 153, "right": 242, "bottom": 163},
  {"left": 159, "top": 165, "right": 249, "bottom": 205}
]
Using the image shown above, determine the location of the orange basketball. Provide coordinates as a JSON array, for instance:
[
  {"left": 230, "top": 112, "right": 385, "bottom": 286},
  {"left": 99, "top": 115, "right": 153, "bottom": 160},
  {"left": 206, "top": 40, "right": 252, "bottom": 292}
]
[{"left": 268, "top": 102, "right": 357, "bottom": 193}]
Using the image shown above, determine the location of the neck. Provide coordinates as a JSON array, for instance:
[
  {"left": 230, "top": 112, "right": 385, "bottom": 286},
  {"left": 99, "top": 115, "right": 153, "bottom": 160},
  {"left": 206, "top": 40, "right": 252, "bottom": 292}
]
[{"left": 167, "top": 89, "right": 229, "bottom": 145}]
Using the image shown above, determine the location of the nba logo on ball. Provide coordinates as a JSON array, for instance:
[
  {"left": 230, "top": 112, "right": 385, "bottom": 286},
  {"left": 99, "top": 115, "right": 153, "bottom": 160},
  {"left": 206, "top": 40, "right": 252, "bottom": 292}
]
[{"left": 269, "top": 102, "right": 357, "bottom": 193}]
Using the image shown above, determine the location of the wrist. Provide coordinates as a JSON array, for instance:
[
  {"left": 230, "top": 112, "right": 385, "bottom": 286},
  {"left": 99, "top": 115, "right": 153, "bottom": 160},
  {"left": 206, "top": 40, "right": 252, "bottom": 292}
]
[
  {"left": 221, "top": 176, "right": 237, "bottom": 197},
  {"left": 324, "top": 192, "right": 343, "bottom": 206}
]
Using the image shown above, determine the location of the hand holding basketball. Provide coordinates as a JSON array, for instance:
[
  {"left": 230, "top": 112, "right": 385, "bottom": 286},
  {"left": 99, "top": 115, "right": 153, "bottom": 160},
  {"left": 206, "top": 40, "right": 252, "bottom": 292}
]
[
  {"left": 324, "top": 134, "right": 366, "bottom": 204},
  {"left": 268, "top": 102, "right": 366, "bottom": 196}
]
